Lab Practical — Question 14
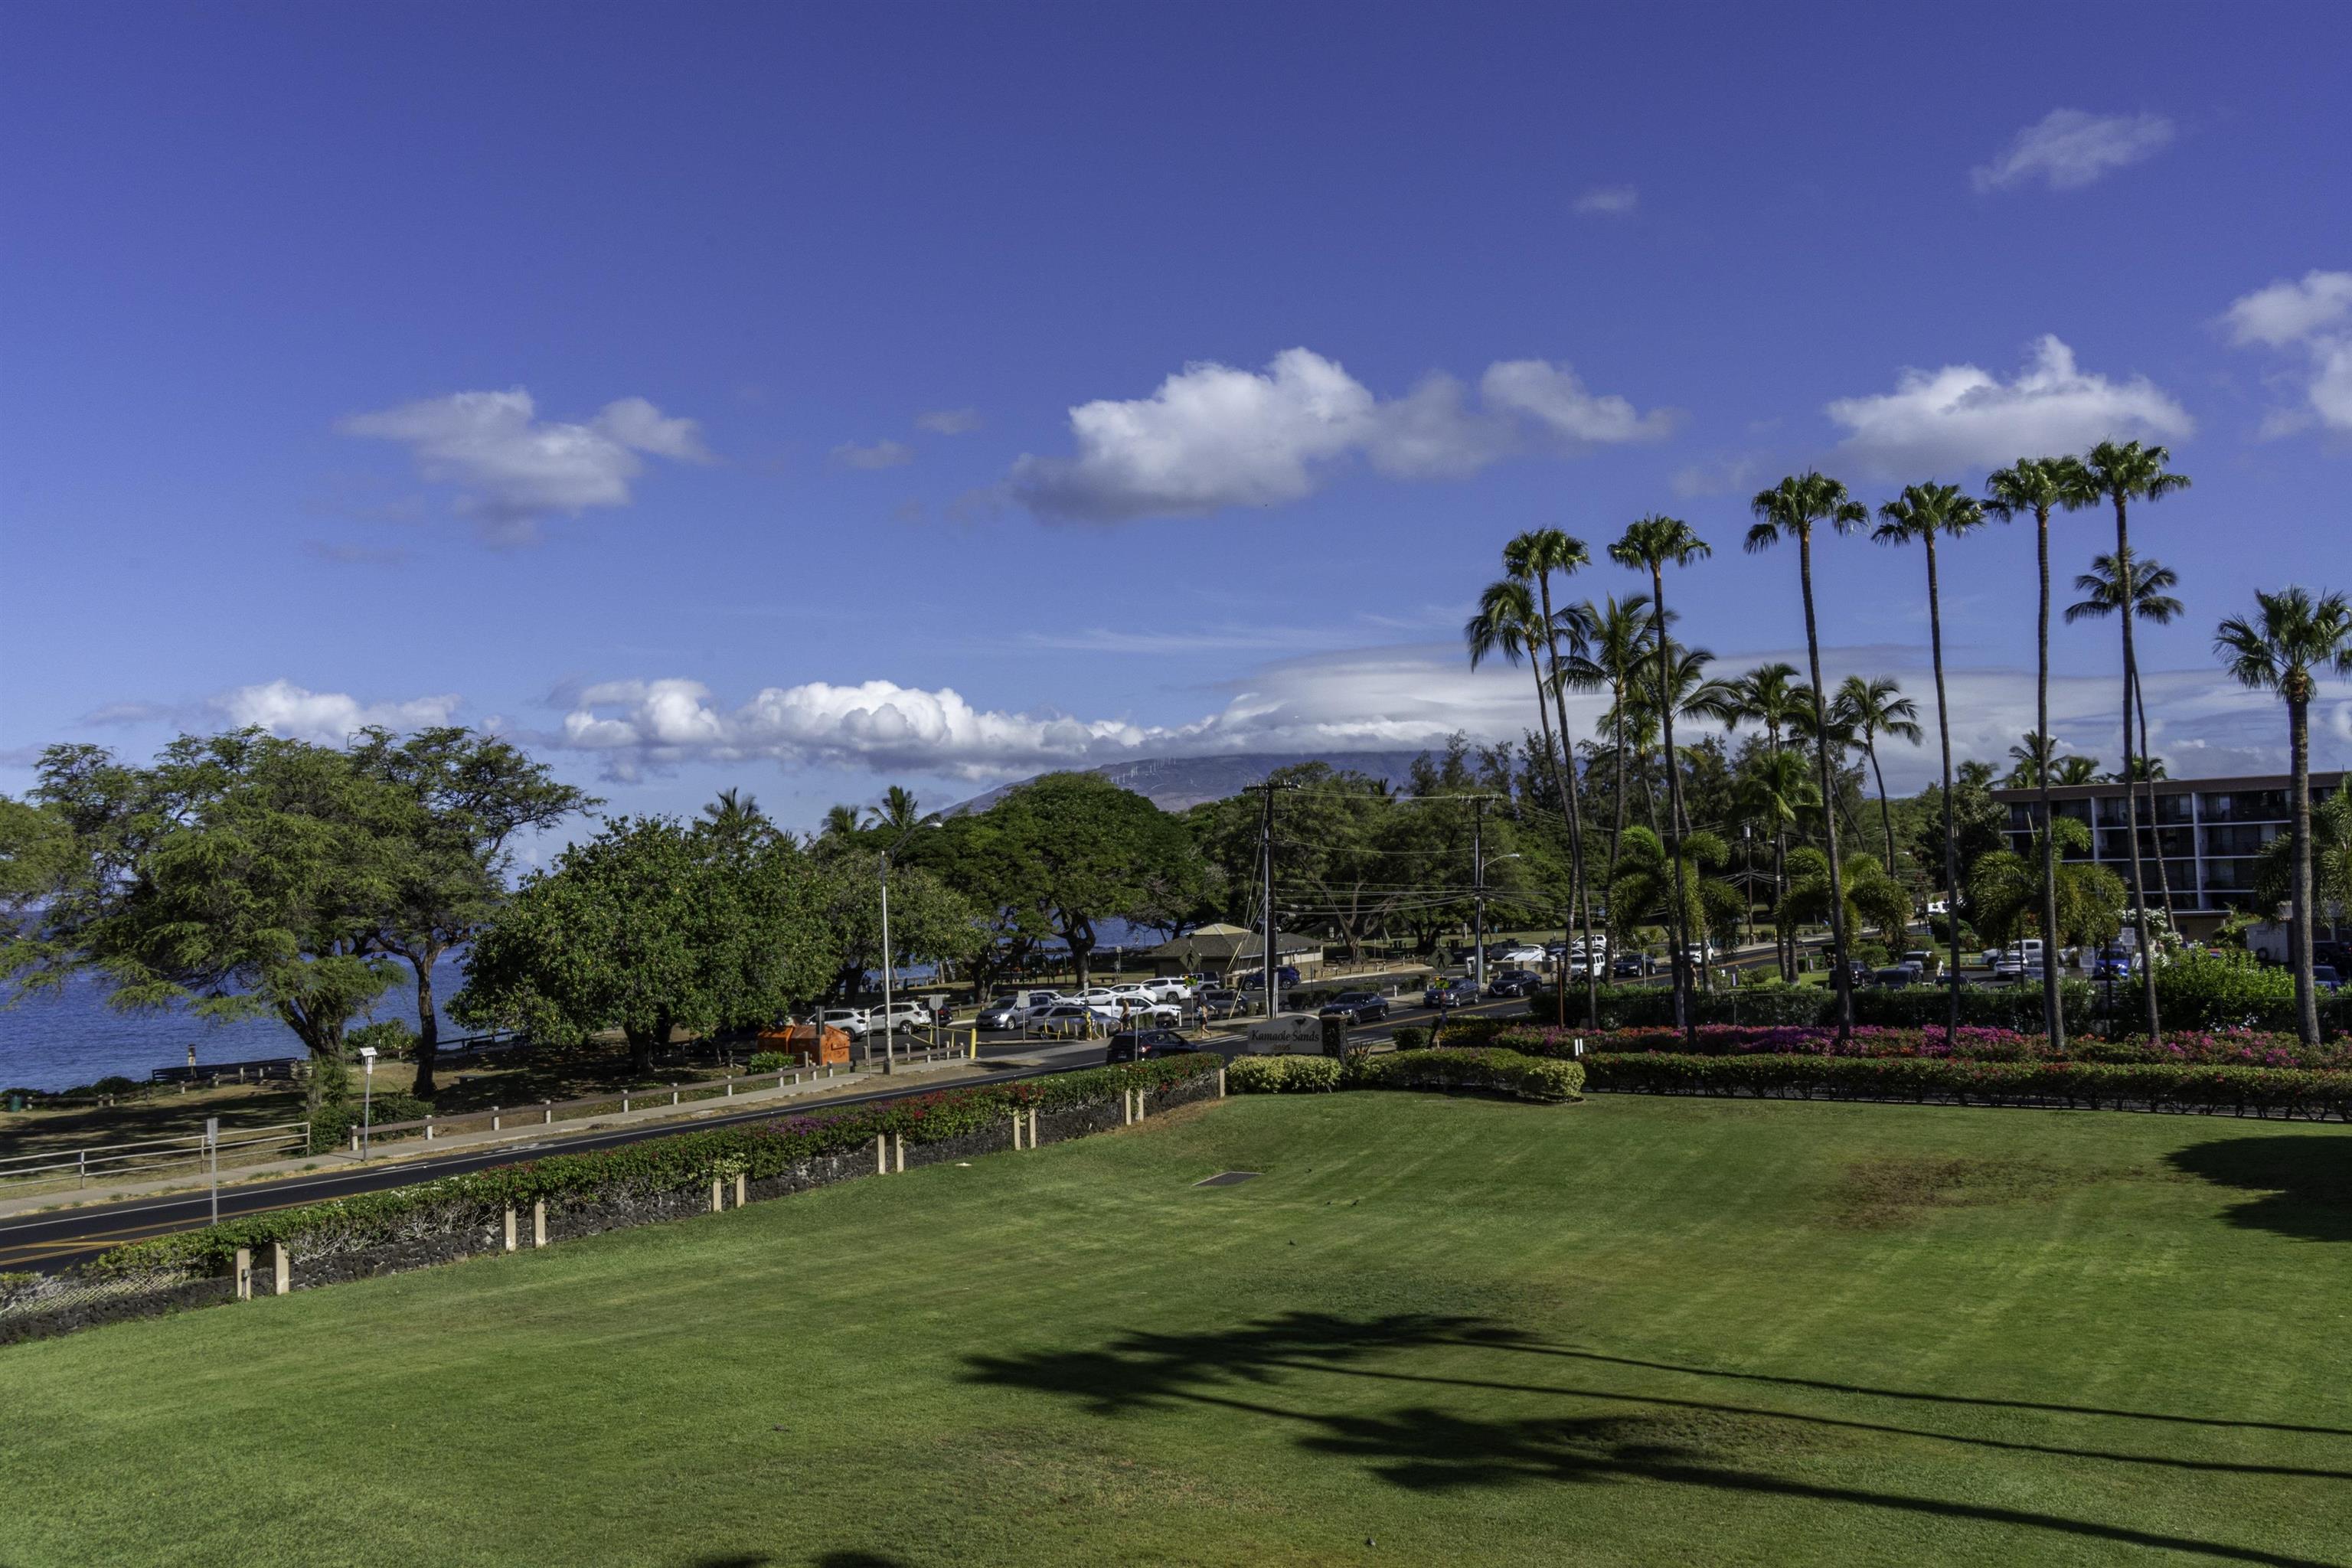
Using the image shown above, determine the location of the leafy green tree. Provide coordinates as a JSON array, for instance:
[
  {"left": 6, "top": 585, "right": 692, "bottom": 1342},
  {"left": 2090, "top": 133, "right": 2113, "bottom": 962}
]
[
  {"left": 5, "top": 733, "right": 404, "bottom": 1103},
  {"left": 2254, "top": 778, "right": 2352, "bottom": 937},
  {"left": 806, "top": 846, "right": 980, "bottom": 1001},
  {"left": 348, "top": 727, "right": 595, "bottom": 1096},
  {"left": 1611, "top": 515, "right": 1713, "bottom": 1042},
  {"left": 453, "top": 816, "right": 832, "bottom": 1073},
  {"left": 2214, "top": 586, "right": 2352, "bottom": 1044},
  {"left": 1196, "top": 763, "right": 1393, "bottom": 962},
  {"left": 1969, "top": 818, "right": 2126, "bottom": 952},
  {"left": 1875, "top": 481, "right": 1993, "bottom": 1040},
  {"left": 2078, "top": 439, "right": 2192, "bottom": 1041},
  {"left": 1985, "top": 452, "right": 2093, "bottom": 1050},
  {"left": 1747, "top": 472, "right": 1867, "bottom": 1040},
  {"left": 1781, "top": 848, "right": 1913, "bottom": 949}
]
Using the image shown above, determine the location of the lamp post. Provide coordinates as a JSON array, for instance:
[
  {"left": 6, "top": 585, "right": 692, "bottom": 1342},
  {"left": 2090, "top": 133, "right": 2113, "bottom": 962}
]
[{"left": 358, "top": 1046, "right": 377, "bottom": 1158}]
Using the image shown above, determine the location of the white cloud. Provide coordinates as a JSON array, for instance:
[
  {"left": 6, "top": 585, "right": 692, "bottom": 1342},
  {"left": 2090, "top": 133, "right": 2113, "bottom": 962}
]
[
  {"left": 1573, "top": 185, "right": 1638, "bottom": 215},
  {"left": 214, "top": 681, "right": 461, "bottom": 744},
  {"left": 916, "top": 408, "right": 983, "bottom": 434},
  {"left": 1971, "top": 109, "right": 2174, "bottom": 192},
  {"left": 2221, "top": 270, "right": 2352, "bottom": 436},
  {"left": 1825, "top": 335, "right": 2193, "bottom": 476},
  {"left": 1008, "top": 348, "right": 1674, "bottom": 523},
  {"left": 340, "top": 389, "right": 711, "bottom": 541},
  {"left": 831, "top": 439, "right": 915, "bottom": 470}
]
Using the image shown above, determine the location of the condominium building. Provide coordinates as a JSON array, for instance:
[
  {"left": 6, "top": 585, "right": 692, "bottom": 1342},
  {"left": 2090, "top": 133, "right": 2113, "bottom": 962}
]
[{"left": 1990, "top": 771, "right": 2347, "bottom": 937}]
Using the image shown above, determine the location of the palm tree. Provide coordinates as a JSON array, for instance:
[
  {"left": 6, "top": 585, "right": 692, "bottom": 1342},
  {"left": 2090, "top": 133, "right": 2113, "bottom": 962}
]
[
  {"left": 1609, "top": 825, "right": 1745, "bottom": 969},
  {"left": 1985, "top": 454, "right": 2092, "bottom": 1048},
  {"left": 1610, "top": 517, "right": 1713, "bottom": 1044},
  {"left": 2255, "top": 779, "right": 2352, "bottom": 945},
  {"left": 2004, "top": 733, "right": 2053, "bottom": 789},
  {"left": 1746, "top": 473, "right": 1866, "bottom": 1040},
  {"left": 1560, "top": 596, "right": 1655, "bottom": 952},
  {"left": 2078, "top": 441, "right": 2192, "bottom": 1041},
  {"left": 1873, "top": 482, "right": 1991, "bottom": 1043},
  {"left": 2213, "top": 586, "right": 2352, "bottom": 1045},
  {"left": 2053, "top": 755, "right": 2102, "bottom": 786},
  {"left": 2066, "top": 550, "right": 2187, "bottom": 930},
  {"left": 701, "top": 786, "right": 768, "bottom": 845},
  {"left": 1833, "top": 675, "right": 1922, "bottom": 884},
  {"left": 1969, "top": 818, "right": 2128, "bottom": 956},
  {"left": 1506, "top": 528, "right": 1602, "bottom": 1027},
  {"left": 1730, "top": 747, "right": 1818, "bottom": 979},
  {"left": 1781, "top": 848, "right": 1913, "bottom": 951},
  {"left": 865, "top": 785, "right": 923, "bottom": 835},
  {"left": 1467, "top": 571, "right": 1588, "bottom": 1026},
  {"left": 1726, "top": 662, "right": 1813, "bottom": 979},
  {"left": 818, "top": 803, "right": 864, "bottom": 843}
]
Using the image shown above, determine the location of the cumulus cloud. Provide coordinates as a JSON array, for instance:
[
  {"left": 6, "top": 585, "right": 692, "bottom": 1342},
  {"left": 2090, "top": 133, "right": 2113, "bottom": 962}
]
[
  {"left": 339, "top": 389, "right": 711, "bottom": 541},
  {"left": 916, "top": 408, "right": 983, "bottom": 434},
  {"left": 214, "top": 680, "right": 462, "bottom": 744},
  {"left": 1825, "top": 335, "right": 2193, "bottom": 476},
  {"left": 831, "top": 439, "right": 915, "bottom": 470},
  {"left": 1971, "top": 109, "right": 2174, "bottom": 192},
  {"left": 2220, "top": 270, "right": 2352, "bottom": 436},
  {"left": 1007, "top": 348, "right": 1675, "bottom": 523},
  {"left": 1573, "top": 185, "right": 1638, "bottom": 214}
]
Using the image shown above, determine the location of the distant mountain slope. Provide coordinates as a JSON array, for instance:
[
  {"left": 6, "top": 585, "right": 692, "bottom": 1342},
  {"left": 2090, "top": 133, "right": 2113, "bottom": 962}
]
[{"left": 949, "top": 751, "right": 1429, "bottom": 814}]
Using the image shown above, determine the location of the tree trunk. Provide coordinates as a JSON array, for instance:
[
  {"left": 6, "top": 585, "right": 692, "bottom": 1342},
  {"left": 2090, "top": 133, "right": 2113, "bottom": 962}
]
[
  {"left": 1651, "top": 570, "right": 1696, "bottom": 1045},
  {"left": 2134, "top": 667, "right": 2179, "bottom": 930},
  {"left": 408, "top": 946, "right": 445, "bottom": 1098},
  {"left": 1775, "top": 832, "right": 1790, "bottom": 982},
  {"left": 1606, "top": 704, "right": 1629, "bottom": 970},
  {"left": 2035, "top": 502, "right": 2065, "bottom": 1053},
  {"left": 2291, "top": 694, "right": 2319, "bottom": 1046},
  {"left": 1868, "top": 741, "right": 1897, "bottom": 880},
  {"left": 1534, "top": 578, "right": 1601, "bottom": 1031},
  {"left": 2112, "top": 498, "right": 2161, "bottom": 1041},
  {"left": 1925, "top": 532, "right": 1960, "bottom": 1046},
  {"left": 1798, "top": 531, "right": 1854, "bottom": 1041}
]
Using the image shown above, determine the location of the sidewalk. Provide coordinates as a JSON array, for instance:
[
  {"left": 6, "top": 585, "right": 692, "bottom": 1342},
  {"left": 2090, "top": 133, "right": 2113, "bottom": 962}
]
[{"left": 0, "top": 1054, "right": 988, "bottom": 1221}]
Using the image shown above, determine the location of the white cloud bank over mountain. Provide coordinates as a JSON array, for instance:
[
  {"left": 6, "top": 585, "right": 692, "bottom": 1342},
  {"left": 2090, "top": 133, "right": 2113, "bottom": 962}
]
[
  {"left": 1008, "top": 348, "right": 1677, "bottom": 522},
  {"left": 2222, "top": 269, "right": 2352, "bottom": 437},
  {"left": 340, "top": 388, "right": 712, "bottom": 542},
  {"left": 1826, "top": 335, "right": 2193, "bottom": 475}
]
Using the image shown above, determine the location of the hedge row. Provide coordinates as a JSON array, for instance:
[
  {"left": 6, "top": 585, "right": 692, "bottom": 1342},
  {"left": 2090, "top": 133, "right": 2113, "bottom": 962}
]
[
  {"left": 1228, "top": 1048, "right": 1583, "bottom": 1102},
  {"left": 1579, "top": 1053, "right": 2352, "bottom": 1118},
  {"left": 96, "top": 1055, "right": 1221, "bottom": 1276},
  {"left": 1528, "top": 981, "right": 2099, "bottom": 1033},
  {"left": 308, "top": 1093, "right": 433, "bottom": 1154},
  {"left": 1491, "top": 1024, "right": 2352, "bottom": 1071}
]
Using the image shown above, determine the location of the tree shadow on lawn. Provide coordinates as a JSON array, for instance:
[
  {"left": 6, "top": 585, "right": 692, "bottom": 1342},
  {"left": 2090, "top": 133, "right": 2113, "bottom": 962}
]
[
  {"left": 2166, "top": 1135, "right": 2352, "bottom": 1245},
  {"left": 963, "top": 1313, "right": 2347, "bottom": 1568}
]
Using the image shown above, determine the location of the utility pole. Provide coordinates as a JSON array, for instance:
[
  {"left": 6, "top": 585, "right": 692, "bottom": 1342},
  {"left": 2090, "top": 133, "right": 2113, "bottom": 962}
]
[
  {"left": 1471, "top": 798, "right": 1487, "bottom": 990},
  {"left": 1259, "top": 781, "right": 1279, "bottom": 1017}
]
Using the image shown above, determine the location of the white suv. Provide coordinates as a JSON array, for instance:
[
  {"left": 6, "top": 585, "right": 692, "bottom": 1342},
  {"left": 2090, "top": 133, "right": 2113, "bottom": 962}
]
[{"left": 870, "top": 999, "right": 936, "bottom": 1034}]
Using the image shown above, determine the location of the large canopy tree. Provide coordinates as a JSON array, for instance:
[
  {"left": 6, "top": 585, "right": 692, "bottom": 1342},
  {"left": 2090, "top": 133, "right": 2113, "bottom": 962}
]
[
  {"left": 453, "top": 816, "right": 834, "bottom": 1073},
  {"left": 4, "top": 733, "right": 406, "bottom": 1102},
  {"left": 348, "top": 726, "right": 595, "bottom": 1096}
]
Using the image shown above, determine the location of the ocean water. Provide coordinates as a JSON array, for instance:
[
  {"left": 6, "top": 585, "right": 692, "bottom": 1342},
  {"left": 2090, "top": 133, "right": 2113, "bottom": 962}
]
[{"left": 0, "top": 958, "right": 470, "bottom": 1093}]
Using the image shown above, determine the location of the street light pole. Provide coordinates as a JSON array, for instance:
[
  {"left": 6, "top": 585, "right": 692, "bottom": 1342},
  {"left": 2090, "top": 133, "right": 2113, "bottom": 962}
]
[{"left": 358, "top": 1046, "right": 377, "bottom": 1159}]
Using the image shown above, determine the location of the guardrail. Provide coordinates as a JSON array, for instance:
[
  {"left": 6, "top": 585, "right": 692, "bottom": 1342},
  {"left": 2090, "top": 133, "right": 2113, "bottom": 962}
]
[{"left": 0, "top": 1121, "right": 312, "bottom": 1192}]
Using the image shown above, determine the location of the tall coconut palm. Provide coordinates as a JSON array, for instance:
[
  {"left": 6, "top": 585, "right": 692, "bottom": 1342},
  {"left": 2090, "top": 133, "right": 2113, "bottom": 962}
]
[
  {"left": 1609, "top": 825, "right": 1745, "bottom": 965},
  {"left": 1873, "top": 482, "right": 1991, "bottom": 1043},
  {"left": 1986, "top": 454, "right": 2092, "bottom": 1047},
  {"left": 1609, "top": 517, "right": 1713, "bottom": 1044},
  {"left": 817, "top": 803, "right": 864, "bottom": 845},
  {"left": 2255, "top": 779, "right": 2352, "bottom": 942},
  {"left": 1560, "top": 596, "right": 1655, "bottom": 951},
  {"left": 1833, "top": 675, "right": 1923, "bottom": 884},
  {"left": 1730, "top": 746, "right": 1818, "bottom": 976},
  {"left": 1505, "top": 528, "right": 1602, "bottom": 1027},
  {"left": 1466, "top": 572, "right": 1584, "bottom": 1026},
  {"left": 865, "top": 785, "right": 923, "bottom": 835},
  {"left": 1746, "top": 473, "right": 1866, "bottom": 1040},
  {"left": 1726, "top": 662, "right": 1811, "bottom": 978},
  {"left": 2066, "top": 550, "right": 2187, "bottom": 930},
  {"left": 2213, "top": 587, "right": 2352, "bottom": 1046},
  {"left": 2078, "top": 441, "right": 2192, "bottom": 1040},
  {"left": 701, "top": 786, "right": 769, "bottom": 846},
  {"left": 2053, "top": 754, "right": 2103, "bottom": 786},
  {"left": 2004, "top": 733, "right": 2054, "bottom": 789}
]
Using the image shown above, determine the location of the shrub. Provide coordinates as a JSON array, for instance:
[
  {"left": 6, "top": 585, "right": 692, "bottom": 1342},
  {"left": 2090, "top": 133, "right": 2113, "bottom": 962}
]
[
  {"left": 309, "top": 1093, "right": 433, "bottom": 1153},
  {"left": 1490, "top": 1022, "right": 2348, "bottom": 1071},
  {"left": 746, "top": 1051, "right": 798, "bottom": 1073},
  {"left": 1528, "top": 982, "right": 2092, "bottom": 1033},
  {"left": 2115, "top": 949, "right": 2300, "bottom": 1033},
  {"left": 114, "top": 1054, "right": 1223, "bottom": 1276},
  {"left": 348, "top": 1021, "right": 420, "bottom": 1061},
  {"left": 1580, "top": 1052, "right": 2352, "bottom": 1119},
  {"left": 1390, "top": 1026, "right": 1430, "bottom": 1051},
  {"left": 1226, "top": 1054, "right": 1341, "bottom": 1093},
  {"left": 1351, "top": 1048, "right": 1583, "bottom": 1102}
]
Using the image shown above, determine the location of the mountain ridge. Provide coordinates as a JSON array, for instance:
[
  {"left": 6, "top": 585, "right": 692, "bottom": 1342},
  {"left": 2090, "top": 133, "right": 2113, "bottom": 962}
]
[{"left": 948, "top": 750, "right": 1431, "bottom": 814}]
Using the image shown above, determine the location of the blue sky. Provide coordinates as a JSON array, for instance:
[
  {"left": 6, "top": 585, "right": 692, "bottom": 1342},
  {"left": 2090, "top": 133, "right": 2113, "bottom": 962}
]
[{"left": 5, "top": 2, "right": 2349, "bottom": 851}]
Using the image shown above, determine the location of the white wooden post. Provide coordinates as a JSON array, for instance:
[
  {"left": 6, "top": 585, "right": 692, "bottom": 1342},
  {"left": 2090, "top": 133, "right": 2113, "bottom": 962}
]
[
  {"left": 1027, "top": 1107, "right": 1039, "bottom": 1147},
  {"left": 874, "top": 1134, "right": 887, "bottom": 1174},
  {"left": 1218, "top": 1067, "right": 1227, "bottom": 1098},
  {"left": 504, "top": 1207, "right": 517, "bottom": 1252},
  {"left": 735, "top": 1172, "right": 747, "bottom": 1207},
  {"left": 532, "top": 1200, "right": 547, "bottom": 1247},
  {"left": 234, "top": 1247, "right": 253, "bottom": 1301},
  {"left": 423, "top": 1116, "right": 434, "bottom": 1142},
  {"left": 893, "top": 1132, "right": 905, "bottom": 1173},
  {"left": 710, "top": 1178, "right": 724, "bottom": 1213},
  {"left": 272, "top": 1243, "right": 290, "bottom": 1295},
  {"left": 1010, "top": 1112, "right": 1023, "bottom": 1150},
  {"left": 492, "top": 1107, "right": 502, "bottom": 1132},
  {"left": 543, "top": 1102, "right": 553, "bottom": 1124}
]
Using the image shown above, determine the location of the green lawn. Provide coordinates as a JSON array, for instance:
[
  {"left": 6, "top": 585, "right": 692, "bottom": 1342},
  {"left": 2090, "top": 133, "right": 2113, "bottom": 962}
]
[{"left": 5, "top": 1093, "right": 2350, "bottom": 1568}]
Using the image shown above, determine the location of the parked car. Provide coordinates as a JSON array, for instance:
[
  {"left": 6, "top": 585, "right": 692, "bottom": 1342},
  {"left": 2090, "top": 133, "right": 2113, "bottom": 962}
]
[
  {"left": 1611, "top": 953, "right": 1654, "bottom": 978},
  {"left": 1497, "top": 944, "right": 1547, "bottom": 965},
  {"left": 1486, "top": 969, "right": 1540, "bottom": 998},
  {"left": 869, "top": 998, "right": 936, "bottom": 1034},
  {"left": 1317, "top": 991, "right": 1390, "bottom": 1024},
  {"left": 818, "top": 1008, "right": 870, "bottom": 1040},
  {"left": 1001, "top": 988, "right": 1065, "bottom": 1010},
  {"left": 1197, "top": 987, "right": 1245, "bottom": 1019},
  {"left": 1028, "top": 1001, "right": 1119, "bottom": 1034},
  {"left": 1135, "top": 977, "right": 1195, "bottom": 1002},
  {"left": 1236, "top": 966, "right": 1302, "bottom": 990},
  {"left": 975, "top": 998, "right": 1028, "bottom": 1030},
  {"left": 1102, "top": 1029, "right": 1206, "bottom": 1063},
  {"left": 1870, "top": 965, "right": 1917, "bottom": 989},
  {"left": 1422, "top": 979, "right": 1479, "bottom": 1008},
  {"left": 2313, "top": 965, "right": 2344, "bottom": 994}
]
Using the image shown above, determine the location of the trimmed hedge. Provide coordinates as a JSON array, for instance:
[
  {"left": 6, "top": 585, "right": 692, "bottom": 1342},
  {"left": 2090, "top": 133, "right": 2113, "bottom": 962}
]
[
  {"left": 1528, "top": 981, "right": 2098, "bottom": 1034},
  {"left": 98, "top": 1055, "right": 1221, "bottom": 1276},
  {"left": 1491, "top": 1024, "right": 2352, "bottom": 1071},
  {"left": 1580, "top": 1052, "right": 2352, "bottom": 1119},
  {"left": 309, "top": 1093, "right": 433, "bottom": 1155},
  {"left": 1352, "top": 1048, "right": 1583, "bottom": 1102},
  {"left": 1225, "top": 1054, "right": 1342, "bottom": 1093}
]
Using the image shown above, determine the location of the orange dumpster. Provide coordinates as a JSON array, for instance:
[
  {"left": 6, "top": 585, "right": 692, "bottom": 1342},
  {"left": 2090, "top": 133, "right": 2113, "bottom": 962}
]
[{"left": 756, "top": 1021, "right": 851, "bottom": 1067}]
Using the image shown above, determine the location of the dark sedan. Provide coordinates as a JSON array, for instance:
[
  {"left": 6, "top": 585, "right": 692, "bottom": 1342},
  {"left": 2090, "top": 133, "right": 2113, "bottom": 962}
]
[
  {"left": 1318, "top": 991, "right": 1390, "bottom": 1024},
  {"left": 1422, "top": 980, "right": 1479, "bottom": 1008},
  {"left": 1103, "top": 1029, "right": 1205, "bottom": 1063},
  {"left": 1611, "top": 953, "right": 1654, "bottom": 978},
  {"left": 1486, "top": 969, "right": 1540, "bottom": 998}
]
